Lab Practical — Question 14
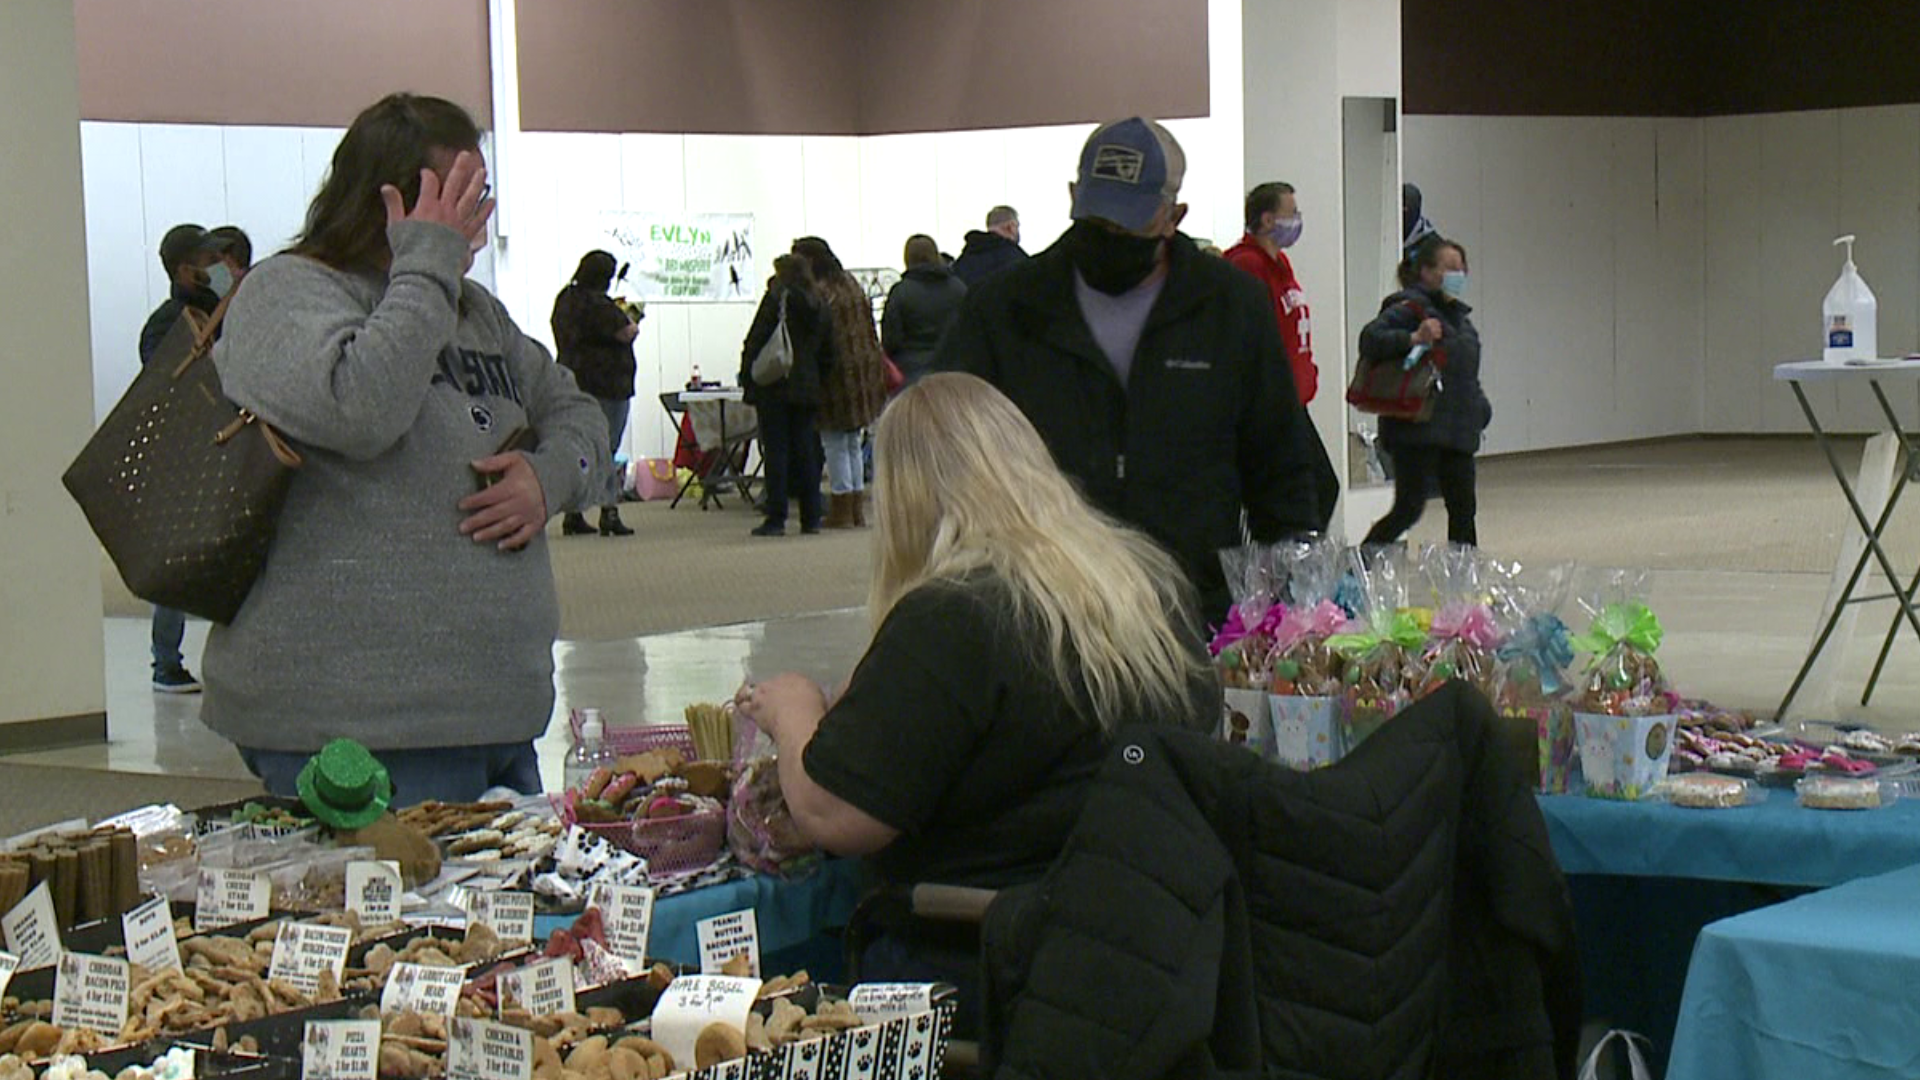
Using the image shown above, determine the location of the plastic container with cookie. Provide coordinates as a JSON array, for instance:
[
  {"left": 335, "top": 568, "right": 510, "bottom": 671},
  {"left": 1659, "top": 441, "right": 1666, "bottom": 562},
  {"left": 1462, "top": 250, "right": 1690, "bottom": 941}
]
[
  {"left": 1263, "top": 537, "right": 1354, "bottom": 771},
  {"left": 1653, "top": 773, "right": 1765, "bottom": 809},
  {"left": 1488, "top": 559, "right": 1579, "bottom": 793},
  {"left": 1795, "top": 775, "right": 1900, "bottom": 811},
  {"left": 1329, "top": 546, "right": 1425, "bottom": 758},
  {"left": 1211, "top": 543, "right": 1285, "bottom": 757},
  {"left": 1568, "top": 571, "right": 1681, "bottom": 800}
]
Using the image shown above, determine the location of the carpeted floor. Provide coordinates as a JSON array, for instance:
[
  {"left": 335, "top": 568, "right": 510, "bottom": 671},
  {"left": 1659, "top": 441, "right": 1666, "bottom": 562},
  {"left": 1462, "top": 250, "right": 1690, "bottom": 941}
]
[
  {"left": 0, "top": 762, "right": 263, "bottom": 837},
  {"left": 99, "top": 436, "right": 1897, "bottom": 640}
]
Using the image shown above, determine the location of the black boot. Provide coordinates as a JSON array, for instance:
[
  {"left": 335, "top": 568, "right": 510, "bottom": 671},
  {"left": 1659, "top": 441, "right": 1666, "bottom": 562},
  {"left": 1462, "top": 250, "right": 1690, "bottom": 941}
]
[
  {"left": 562, "top": 512, "right": 594, "bottom": 536},
  {"left": 598, "top": 507, "right": 635, "bottom": 537}
]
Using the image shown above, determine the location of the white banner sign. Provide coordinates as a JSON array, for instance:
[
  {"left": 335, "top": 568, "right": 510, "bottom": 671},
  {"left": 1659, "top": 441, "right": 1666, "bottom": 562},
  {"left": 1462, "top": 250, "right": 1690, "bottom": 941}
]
[{"left": 596, "top": 212, "right": 756, "bottom": 302}]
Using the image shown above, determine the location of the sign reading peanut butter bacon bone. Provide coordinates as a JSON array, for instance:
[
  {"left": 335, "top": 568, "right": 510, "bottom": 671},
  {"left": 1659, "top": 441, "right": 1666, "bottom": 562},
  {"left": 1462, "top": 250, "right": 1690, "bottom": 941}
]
[
  {"left": 696, "top": 909, "right": 760, "bottom": 977},
  {"left": 651, "top": 975, "right": 761, "bottom": 1076}
]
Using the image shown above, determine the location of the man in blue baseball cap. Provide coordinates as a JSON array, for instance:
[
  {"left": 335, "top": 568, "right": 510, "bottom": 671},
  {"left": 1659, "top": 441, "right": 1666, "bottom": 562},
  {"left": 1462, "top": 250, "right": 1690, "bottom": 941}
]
[{"left": 935, "top": 117, "right": 1337, "bottom": 622}]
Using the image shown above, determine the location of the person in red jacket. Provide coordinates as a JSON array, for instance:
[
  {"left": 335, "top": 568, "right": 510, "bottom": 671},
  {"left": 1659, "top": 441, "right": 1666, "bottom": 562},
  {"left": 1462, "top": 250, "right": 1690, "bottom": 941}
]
[{"left": 1225, "top": 182, "right": 1316, "bottom": 404}]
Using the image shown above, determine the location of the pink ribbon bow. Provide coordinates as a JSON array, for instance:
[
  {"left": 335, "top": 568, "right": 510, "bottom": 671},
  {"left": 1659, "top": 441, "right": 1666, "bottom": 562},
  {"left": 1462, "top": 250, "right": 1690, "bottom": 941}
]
[
  {"left": 1274, "top": 600, "right": 1351, "bottom": 653},
  {"left": 1430, "top": 602, "right": 1501, "bottom": 651},
  {"left": 1210, "top": 602, "right": 1289, "bottom": 657}
]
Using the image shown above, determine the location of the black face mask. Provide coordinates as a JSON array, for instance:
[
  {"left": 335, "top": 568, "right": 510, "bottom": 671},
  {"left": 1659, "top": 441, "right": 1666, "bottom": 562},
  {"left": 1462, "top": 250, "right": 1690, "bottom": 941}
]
[{"left": 1066, "top": 220, "right": 1163, "bottom": 295}]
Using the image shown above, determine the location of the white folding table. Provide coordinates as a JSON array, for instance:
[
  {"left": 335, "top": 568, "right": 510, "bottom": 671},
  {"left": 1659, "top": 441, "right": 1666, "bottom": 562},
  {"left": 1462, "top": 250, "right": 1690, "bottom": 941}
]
[{"left": 1771, "top": 359, "right": 1920, "bottom": 721}]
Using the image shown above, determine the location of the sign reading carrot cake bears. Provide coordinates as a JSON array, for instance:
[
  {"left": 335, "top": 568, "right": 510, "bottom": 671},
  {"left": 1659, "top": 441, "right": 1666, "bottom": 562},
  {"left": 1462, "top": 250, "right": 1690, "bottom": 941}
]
[{"left": 596, "top": 212, "right": 756, "bottom": 302}]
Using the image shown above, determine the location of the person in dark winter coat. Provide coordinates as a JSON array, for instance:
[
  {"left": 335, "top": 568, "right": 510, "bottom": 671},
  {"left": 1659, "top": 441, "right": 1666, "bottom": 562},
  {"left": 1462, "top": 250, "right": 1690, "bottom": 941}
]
[
  {"left": 794, "top": 236, "right": 887, "bottom": 530},
  {"left": 936, "top": 118, "right": 1336, "bottom": 621},
  {"left": 982, "top": 682, "right": 1582, "bottom": 1080},
  {"left": 739, "top": 254, "right": 834, "bottom": 536},
  {"left": 950, "top": 205, "right": 1028, "bottom": 288},
  {"left": 1362, "top": 235, "right": 1491, "bottom": 546},
  {"left": 881, "top": 234, "right": 967, "bottom": 387},
  {"left": 550, "top": 249, "right": 641, "bottom": 537}
]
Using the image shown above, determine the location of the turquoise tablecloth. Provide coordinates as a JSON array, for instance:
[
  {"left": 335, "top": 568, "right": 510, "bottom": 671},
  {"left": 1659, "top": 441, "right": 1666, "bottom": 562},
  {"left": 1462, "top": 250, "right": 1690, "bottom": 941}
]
[
  {"left": 533, "top": 858, "right": 864, "bottom": 967},
  {"left": 1668, "top": 862, "right": 1920, "bottom": 1080},
  {"left": 1537, "top": 791, "right": 1920, "bottom": 887}
]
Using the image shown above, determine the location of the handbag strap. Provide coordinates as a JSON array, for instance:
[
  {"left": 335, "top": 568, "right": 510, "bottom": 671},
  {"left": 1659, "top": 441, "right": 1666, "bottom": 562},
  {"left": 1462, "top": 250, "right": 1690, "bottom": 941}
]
[{"left": 169, "top": 290, "right": 239, "bottom": 380}]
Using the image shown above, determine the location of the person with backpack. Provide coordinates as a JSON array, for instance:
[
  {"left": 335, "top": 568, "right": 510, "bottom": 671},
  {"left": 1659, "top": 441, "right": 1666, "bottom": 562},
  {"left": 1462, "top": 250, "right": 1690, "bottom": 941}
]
[{"left": 1360, "top": 235, "right": 1490, "bottom": 546}]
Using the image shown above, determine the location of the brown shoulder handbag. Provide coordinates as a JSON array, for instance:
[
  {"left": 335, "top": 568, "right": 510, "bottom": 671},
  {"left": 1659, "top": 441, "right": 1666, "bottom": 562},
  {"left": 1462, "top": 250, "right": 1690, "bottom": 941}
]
[
  {"left": 62, "top": 297, "right": 302, "bottom": 624},
  {"left": 1344, "top": 298, "right": 1444, "bottom": 422}
]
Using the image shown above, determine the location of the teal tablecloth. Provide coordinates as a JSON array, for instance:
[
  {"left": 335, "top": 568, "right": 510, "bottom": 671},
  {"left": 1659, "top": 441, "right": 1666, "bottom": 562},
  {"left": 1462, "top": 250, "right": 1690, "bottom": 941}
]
[
  {"left": 1537, "top": 791, "right": 1920, "bottom": 887},
  {"left": 1668, "top": 862, "right": 1920, "bottom": 1080},
  {"left": 533, "top": 858, "right": 864, "bottom": 968}
]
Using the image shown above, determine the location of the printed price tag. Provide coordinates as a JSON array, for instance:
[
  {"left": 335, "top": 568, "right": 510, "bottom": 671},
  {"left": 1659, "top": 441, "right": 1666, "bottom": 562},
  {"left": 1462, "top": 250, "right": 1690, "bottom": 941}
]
[
  {"left": 347, "top": 861, "right": 403, "bottom": 925},
  {"left": 52, "top": 953, "right": 130, "bottom": 1037},
  {"left": 650, "top": 976, "right": 761, "bottom": 1074},
  {"left": 303, "top": 1019, "right": 381, "bottom": 1080},
  {"left": 97, "top": 805, "right": 183, "bottom": 837},
  {"left": 2, "top": 881, "right": 60, "bottom": 970},
  {"left": 270, "top": 921, "right": 353, "bottom": 997},
  {"left": 696, "top": 909, "right": 760, "bottom": 977},
  {"left": 447, "top": 1018, "right": 533, "bottom": 1080},
  {"left": 587, "top": 884, "right": 654, "bottom": 968},
  {"left": 122, "top": 895, "right": 182, "bottom": 973},
  {"left": 466, "top": 890, "right": 535, "bottom": 946},
  {"left": 195, "top": 866, "right": 270, "bottom": 931},
  {"left": 0, "top": 951, "right": 17, "bottom": 1002},
  {"left": 381, "top": 962, "right": 468, "bottom": 1017},
  {"left": 498, "top": 957, "right": 575, "bottom": 1018},
  {"left": 849, "top": 983, "right": 935, "bottom": 1025}
]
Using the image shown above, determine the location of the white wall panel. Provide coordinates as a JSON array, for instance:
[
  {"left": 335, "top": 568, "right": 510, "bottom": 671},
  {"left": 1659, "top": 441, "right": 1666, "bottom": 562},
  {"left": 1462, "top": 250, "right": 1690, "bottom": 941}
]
[
  {"left": 79, "top": 122, "right": 148, "bottom": 423},
  {"left": 1834, "top": 105, "right": 1920, "bottom": 429},
  {"left": 931, "top": 128, "right": 1012, "bottom": 256},
  {"left": 219, "top": 127, "right": 307, "bottom": 258},
  {"left": 135, "top": 125, "right": 227, "bottom": 305},
  {"left": 1702, "top": 115, "right": 1767, "bottom": 432},
  {"left": 799, "top": 136, "right": 868, "bottom": 265},
  {"left": 1758, "top": 111, "right": 1844, "bottom": 432}
]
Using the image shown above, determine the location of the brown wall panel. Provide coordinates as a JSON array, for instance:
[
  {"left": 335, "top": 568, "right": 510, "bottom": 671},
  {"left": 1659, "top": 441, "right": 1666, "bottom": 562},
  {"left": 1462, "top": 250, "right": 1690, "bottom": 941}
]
[
  {"left": 1404, "top": 0, "right": 1920, "bottom": 118},
  {"left": 74, "top": 0, "right": 492, "bottom": 127},
  {"left": 516, "top": 0, "right": 864, "bottom": 135},
  {"left": 855, "top": 0, "right": 1210, "bottom": 134}
]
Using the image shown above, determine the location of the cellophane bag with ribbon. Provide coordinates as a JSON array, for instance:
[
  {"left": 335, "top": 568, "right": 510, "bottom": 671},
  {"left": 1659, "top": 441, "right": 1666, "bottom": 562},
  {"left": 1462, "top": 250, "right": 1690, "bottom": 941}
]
[
  {"left": 1329, "top": 546, "right": 1426, "bottom": 756},
  {"left": 1417, "top": 544, "right": 1503, "bottom": 699},
  {"left": 1570, "top": 570, "right": 1681, "bottom": 800},
  {"left": 726, "top": 723, "right": 820, "bottom": 877},
  {"left": 1212, "top": 544, "right": 1284, "bottom": 754},
  {"left": 1265, "top": 537, "right": 1355, "bottom": 768},
  {"left": 1489, "top": 559, "right": 1578, "bottom": 793}
]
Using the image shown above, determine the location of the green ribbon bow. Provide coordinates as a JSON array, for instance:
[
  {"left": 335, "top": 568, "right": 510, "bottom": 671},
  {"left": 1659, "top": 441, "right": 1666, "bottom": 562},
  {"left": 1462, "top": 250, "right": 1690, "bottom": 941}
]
[
  {"left": 1328, "top": 611, "right": 1427, "bottom": 658},
  {"left": 1569, "top": 602, "right": 1663, "bottom": 657}
]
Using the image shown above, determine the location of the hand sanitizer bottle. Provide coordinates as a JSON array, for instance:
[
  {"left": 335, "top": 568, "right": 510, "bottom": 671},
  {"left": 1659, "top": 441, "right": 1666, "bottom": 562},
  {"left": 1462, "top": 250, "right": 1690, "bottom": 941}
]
[{"left": 1823, "top": 235, "right": 1877, "bottom": 363}]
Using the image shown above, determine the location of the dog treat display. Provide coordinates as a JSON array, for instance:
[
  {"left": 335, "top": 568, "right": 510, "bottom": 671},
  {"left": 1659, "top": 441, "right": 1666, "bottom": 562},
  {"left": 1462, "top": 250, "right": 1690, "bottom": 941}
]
[
  {"left": 1796, "top": 776, "right": 1888, "bottom": 810},
  {"left": 0, "top": 828, "right": 144, "bottom": 932},
  {"left": 1664, "top": 774, "right": 1751, "bottom": 809}
]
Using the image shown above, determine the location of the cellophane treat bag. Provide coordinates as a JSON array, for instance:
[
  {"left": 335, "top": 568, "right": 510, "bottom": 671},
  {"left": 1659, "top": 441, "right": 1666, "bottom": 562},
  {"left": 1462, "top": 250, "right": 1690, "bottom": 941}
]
[
  {"left": 1417, "top": 544, "right": 1503, "bottom": 699},
  {"left": 1570, "top": 570, "right": 1681, "bottom": 800},
  {"left": 1329, "top": 546, "right": 1426, "bottom": 756},
  {"left": 1266, "top": 537, "right": 1354, "bottom": 769},
  {"left": 1489, "top": 560, "right": 1578, "bottom": 793},
  {"left": 1211, "top": 544, "right": 1284, "bottom": 755}
]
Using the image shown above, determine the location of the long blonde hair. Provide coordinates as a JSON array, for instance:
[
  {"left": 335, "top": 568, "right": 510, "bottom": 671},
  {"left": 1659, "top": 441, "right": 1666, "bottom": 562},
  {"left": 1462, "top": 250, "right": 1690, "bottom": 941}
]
[{"left": 869, "top": 373, "right": 1207, "bottom": 727}]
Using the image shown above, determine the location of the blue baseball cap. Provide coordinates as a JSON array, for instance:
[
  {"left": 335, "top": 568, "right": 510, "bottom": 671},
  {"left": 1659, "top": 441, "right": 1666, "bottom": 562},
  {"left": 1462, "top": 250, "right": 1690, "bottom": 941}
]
[{"left": 1071, "top": 118, "right": 1188, "bottom": 233}]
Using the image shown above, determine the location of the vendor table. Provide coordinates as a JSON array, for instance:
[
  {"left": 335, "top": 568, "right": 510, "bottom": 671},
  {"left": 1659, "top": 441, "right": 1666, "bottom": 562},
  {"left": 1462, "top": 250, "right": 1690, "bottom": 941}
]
[
  {"left": 1667, "top": 862, "right": 1920, "bottom": 1080},
  {"left": 1771, "top": 360, "right": 1920, "bottom": 721},
  {"left": 670, "top": 388, "right": 758, "bottom": 511},
  {"left": 533, "top": 858, "right": 863, "bottom": 971},
  {"left": 1538, "top": 790, "right": 1920, "bottom": 887}
]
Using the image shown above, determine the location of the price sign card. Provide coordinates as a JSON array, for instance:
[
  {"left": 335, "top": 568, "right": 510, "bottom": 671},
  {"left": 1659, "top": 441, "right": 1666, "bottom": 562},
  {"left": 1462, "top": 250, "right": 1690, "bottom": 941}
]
[
  {"left": 346, "top": 861, "right": 403, "bottom": 925},
  {"left": 2, "top": 881, "right": 60, "bottom": 969},
  {"left": 122, "top": 895, "right": 182, "bottom": 973},
  {"left": 270, "top": 921, "right": 353, "bottom": 997},
  {"left": 696, "top": 909, "right": 760, "bottom": 977},
  {"left": 849, "top": 983, "right": 935, "bottom": 1026},
  {"left": 381, "top": 961, "right": 468, "bottom": 1017},
  {"left": 651, "top": 976, "right": 761, "bottom": 1075},
  {"left": 0, "top": 951, "right": 17, "bottom": 1002},
  {"left": 466, "top": 890, "right": 535, "bottom": 946},
  {"left": 498, "top": 957, "right": 575, "bottom": 1018},
  {"left": 587, "top": 884, "right": 654, "bottom": 967},
  {"left": 303, "top": 1019, "right": 381, "bottom": 1080},
  {"left": 447, "top": 1018, "right": 533, "bottom": 1080},
  {"left": 53, "top": 953, "right": 130, "bottom": 1037},
  {"left": 196, "top": 867, "right": 270, "bottom": 931}
]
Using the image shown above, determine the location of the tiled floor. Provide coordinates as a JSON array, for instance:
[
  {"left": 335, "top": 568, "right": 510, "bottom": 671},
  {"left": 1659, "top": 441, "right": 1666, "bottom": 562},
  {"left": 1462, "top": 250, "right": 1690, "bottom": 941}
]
[{"left": 15, "top": 562, "right": 1920, "bottom": 790}]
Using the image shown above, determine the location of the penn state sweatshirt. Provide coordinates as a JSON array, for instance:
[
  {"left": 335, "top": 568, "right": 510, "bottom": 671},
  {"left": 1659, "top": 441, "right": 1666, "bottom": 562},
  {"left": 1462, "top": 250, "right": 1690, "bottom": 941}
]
[{"left": 202, "top": 220, "right": 606, "bottom": 753}]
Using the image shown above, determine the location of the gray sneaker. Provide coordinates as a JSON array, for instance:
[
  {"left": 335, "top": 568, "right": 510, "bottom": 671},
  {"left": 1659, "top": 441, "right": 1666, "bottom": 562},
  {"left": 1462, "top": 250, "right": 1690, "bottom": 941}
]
[{"left": 153, "top": 669, "right": 202, "bottom": 694}]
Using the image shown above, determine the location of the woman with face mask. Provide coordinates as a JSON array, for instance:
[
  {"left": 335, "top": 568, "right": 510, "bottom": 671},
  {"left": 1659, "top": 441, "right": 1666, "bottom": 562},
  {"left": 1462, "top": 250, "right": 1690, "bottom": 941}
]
[
  {"left": 1225, "top": 182, "right": 1316, "bottom": 404},
  {"left": 1360, "top": 235, "right": 1491, "bottom": 547}
]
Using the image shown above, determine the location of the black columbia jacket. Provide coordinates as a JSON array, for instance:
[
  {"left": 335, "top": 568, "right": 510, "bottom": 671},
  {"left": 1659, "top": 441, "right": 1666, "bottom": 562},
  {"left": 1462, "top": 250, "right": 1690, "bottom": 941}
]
[{"left": 935, "top": 232, "right": 1336, "bottom": 619}]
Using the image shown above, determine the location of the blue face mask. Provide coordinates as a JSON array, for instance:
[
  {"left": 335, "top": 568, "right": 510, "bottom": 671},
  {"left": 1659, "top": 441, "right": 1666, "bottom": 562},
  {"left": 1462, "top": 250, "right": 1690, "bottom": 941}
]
[
  {"left": 1441, "top": 269, "right": 1468, "bottom": 301},
  {"left": 204, "top": 262, "right": 235, "bottom": 299}
]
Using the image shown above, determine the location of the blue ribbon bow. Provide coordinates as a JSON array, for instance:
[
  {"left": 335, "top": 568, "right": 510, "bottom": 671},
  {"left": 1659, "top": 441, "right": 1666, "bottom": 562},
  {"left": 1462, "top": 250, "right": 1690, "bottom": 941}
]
[{"left": 1496, "top": 613, "right": 1574, "bottom": 696}]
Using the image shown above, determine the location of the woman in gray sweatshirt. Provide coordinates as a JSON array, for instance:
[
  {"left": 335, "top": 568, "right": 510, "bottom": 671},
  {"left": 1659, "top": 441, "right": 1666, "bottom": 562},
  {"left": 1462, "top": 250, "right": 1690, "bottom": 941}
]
[{"left": 204, "top": 93, "right": 607, "bottom": 803}]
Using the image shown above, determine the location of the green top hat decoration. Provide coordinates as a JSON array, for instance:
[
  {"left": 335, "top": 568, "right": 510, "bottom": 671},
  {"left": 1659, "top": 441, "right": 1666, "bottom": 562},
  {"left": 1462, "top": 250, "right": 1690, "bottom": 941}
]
[{"left": 296, "top": 739, "right": 393, "bottom": 830}]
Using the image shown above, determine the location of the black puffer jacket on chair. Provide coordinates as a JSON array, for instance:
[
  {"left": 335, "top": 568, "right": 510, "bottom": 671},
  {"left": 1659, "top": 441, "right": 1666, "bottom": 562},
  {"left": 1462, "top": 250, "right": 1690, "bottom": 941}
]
[{"left": 981, "top": 682, "right": 1580, "bottom": 1080}]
